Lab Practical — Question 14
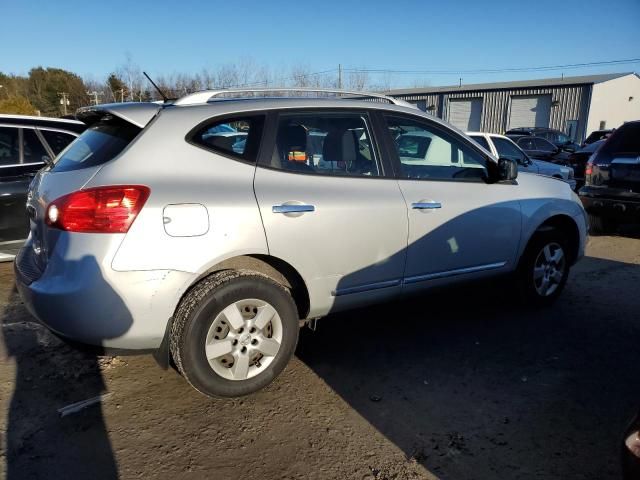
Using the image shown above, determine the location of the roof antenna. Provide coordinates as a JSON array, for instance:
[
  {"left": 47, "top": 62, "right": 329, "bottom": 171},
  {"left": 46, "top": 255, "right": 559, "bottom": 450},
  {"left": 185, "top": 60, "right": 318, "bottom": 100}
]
[{"left": 143, "top": 71, "right": 171, "bottom": 102}]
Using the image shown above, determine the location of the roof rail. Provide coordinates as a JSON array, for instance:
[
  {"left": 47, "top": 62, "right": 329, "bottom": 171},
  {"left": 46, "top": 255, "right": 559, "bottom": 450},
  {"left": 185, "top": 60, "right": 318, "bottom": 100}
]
[{"left": 172, "top": 87, "right": 416, "bottom": 108}]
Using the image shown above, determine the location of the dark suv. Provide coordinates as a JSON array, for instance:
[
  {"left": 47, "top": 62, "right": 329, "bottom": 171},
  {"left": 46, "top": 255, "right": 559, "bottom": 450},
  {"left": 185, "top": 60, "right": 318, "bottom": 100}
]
[
  {"left": 505, "top": 127, "right": 580, "bottom": 152},
  {"left": 0, "top": 115, "right": 85, "bottom": 257},
  {"left": 579, "top": 120, "right": 640, "bottom": 234}
]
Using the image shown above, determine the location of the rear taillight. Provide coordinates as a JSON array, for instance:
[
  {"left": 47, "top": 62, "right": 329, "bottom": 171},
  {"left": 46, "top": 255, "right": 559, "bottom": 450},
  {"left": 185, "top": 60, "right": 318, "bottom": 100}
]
[
  {"left": 46, "top": 185, "right": 150, "bottom": 233},
  {"left": 585, "top": 162, "right": 593, "bottom": 176}
]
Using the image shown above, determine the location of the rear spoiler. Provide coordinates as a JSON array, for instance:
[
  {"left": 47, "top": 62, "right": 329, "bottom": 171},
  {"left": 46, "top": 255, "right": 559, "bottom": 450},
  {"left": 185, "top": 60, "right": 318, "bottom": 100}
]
[{"left": 76, "top": 102, "right": 162, "bottom": 128}]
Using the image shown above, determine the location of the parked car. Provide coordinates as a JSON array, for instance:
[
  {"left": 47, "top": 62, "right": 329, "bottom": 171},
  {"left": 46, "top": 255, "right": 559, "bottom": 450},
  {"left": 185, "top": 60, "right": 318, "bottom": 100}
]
[
  {"left": 567, "top": 139, "right": 605, "bottom": 188},
  {"left": 583, "top": 129, "right": 613, "bottom": 146},
  {"left": 467, "top": 132, "right": 576, "bottom": 190},
  {"left": 0, "top": 115, "right": 85, "bottom": 258},
  {"left": 505, "top": 127, "right": 580, "bottom": 152},
  {"left": 579, "top": 120, "right": 640, "bottom": 234},
  {"left": 510, "top": 135, "right": 573, "bottom": 165},
  {"left": 14, "top": 90, "right": 587, "bottom": 398}
]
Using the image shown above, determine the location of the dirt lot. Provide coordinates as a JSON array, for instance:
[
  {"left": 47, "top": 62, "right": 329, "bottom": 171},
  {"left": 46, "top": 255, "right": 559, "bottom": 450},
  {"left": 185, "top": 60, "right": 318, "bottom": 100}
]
[{"left": 1, "top": 234, "right": 639, "bottom": 480}]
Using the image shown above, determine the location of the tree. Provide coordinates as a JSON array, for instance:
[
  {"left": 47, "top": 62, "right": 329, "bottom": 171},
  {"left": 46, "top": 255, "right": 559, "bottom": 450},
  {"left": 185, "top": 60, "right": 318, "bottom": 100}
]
[
  {"left": 107, "top": 73, "right": 128, "bottom": 102},
  {"left": 0, "top": 95, "right": 37, "bottom": 115},
  {"left": 27, "top": 67, "right": 88, "bottom": 116}
]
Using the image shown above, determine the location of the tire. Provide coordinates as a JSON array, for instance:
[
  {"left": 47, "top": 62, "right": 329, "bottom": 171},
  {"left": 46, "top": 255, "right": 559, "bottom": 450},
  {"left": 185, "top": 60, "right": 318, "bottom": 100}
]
[
  {"left": 170, "top": 270, "right": 299, "bottom": 398},
  {"left": 517, "top": 228, "right": 570, "bottom": 307},
  {"left": 588, "top": 213, "right": 614, "bottom": 235}
]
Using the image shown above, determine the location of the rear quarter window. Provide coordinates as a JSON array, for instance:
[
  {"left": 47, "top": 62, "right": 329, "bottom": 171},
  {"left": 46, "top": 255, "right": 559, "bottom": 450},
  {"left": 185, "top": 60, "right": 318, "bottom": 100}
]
[{"left": 51, "top": 116, "right": 141, "bottom": 173}]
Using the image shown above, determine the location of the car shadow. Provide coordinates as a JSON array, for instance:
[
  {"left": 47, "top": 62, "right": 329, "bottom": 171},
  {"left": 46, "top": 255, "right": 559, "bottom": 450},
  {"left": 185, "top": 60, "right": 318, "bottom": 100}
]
[
  {"left": 297, "top": 256, "right": 640, "bottom": 479},
  {"left": 1, "top": 254, "right": 132, "bottom": 480}
]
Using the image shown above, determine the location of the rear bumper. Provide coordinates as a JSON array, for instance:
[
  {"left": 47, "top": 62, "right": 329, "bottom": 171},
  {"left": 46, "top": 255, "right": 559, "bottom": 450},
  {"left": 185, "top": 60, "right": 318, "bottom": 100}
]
[
  {"left": 579, "top": 190, "right": 640, "bottom": 223},
  {"left": 14, "top": 243, "right": 193, "bottom": 350}
]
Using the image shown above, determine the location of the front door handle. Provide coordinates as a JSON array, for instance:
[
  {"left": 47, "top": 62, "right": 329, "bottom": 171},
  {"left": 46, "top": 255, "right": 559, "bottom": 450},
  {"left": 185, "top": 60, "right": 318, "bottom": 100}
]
[
  {"left": 411, "top": 201, "right": 442, "bottom": 210},
  {"left": 272, "top": 204, "right": 315, "bottom": 214}
]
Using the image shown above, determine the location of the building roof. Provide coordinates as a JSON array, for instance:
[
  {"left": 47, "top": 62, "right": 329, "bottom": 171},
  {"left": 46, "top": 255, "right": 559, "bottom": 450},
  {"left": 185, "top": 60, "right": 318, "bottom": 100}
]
[{"left": 385, "top": 72, "right": 637, "bottom": 96}]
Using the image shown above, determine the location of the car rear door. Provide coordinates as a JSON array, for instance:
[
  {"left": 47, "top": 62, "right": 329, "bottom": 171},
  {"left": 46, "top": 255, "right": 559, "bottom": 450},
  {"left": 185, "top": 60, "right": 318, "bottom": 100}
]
[
  {"left": 253, "top": 109, "right": 408, "bottom": 316},
  {"left": 378, "top": 113, "right": 521, "bottom": 292},
  {"left": 0, "top": 126, "right": 49, "bottom": 243}
]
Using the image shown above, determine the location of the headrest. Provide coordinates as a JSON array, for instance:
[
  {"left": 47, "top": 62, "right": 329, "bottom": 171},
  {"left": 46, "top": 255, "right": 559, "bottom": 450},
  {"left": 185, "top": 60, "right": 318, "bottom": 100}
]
[{"left": 281, "top": 124, "right": 307, "bottom": 151}]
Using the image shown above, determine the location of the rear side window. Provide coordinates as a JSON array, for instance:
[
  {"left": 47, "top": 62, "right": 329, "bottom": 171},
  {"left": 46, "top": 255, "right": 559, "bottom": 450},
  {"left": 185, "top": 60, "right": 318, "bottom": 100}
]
[
  {"left": 191, "top": 116, "right": 264, "bottom": 163},
  {"left": 40, "top": 130, "right": 77, "bottom": 155},
  {"left": 52, "top": 116, "right": 140, "bottom": 173},
  {"left": 0, "top": 127, "right": 20, "bottom": 166}
]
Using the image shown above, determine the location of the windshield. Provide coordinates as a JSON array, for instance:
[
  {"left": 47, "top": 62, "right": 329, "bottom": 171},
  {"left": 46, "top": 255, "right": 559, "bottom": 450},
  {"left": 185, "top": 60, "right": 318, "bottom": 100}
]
[{"left": 51, "top": 116, "right": 141, "bottom": 173}]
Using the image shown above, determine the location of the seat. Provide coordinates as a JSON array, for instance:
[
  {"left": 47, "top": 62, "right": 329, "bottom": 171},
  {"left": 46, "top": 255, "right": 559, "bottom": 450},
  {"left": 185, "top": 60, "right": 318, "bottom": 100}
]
[{"left": 277, "top": 124, "right": 314, "bottom": 172}]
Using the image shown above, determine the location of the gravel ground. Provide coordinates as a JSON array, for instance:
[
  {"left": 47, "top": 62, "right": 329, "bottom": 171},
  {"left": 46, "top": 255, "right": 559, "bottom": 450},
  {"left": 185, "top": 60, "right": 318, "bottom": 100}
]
[{"left": 1, "top": 234, "right": 639, "bottom": 480}]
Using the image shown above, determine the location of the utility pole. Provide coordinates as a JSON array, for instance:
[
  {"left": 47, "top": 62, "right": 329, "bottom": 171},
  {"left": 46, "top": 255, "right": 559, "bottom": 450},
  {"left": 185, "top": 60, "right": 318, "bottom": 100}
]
[
  {"left": 116, "top": 89, "right": 124, "bottom": 102},
  {"left": 86, "top": 91, "right": 103, "bottom": 106},
  {"left": 338, "top": 64, "right": 342, "bottom": 90},
  {"left": 57, "top": 92, "right": 70, "bottom": 115}
]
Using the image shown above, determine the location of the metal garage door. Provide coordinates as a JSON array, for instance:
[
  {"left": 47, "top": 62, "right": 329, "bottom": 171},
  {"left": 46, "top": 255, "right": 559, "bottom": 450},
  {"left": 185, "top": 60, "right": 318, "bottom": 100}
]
[
  {"left": 448, "top": 98, "right": 483, "bottom": 131},
  {"left": 509, "top": 95, "right": 551, "bottom": 129}
]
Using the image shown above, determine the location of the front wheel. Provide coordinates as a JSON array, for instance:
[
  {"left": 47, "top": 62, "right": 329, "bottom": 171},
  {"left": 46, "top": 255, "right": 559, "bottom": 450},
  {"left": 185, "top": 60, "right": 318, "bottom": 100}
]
[
  {"left": 170, "top": 270, "right": 299, "bottom": 398},
  {"left": 517, "top": 229, "right": 570, "bottom": 307}
]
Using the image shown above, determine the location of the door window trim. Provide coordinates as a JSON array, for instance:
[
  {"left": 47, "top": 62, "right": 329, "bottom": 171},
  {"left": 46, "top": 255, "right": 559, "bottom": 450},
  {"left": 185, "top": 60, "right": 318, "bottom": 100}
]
[
  {"left": 256, "top": 108, "right": 395, "bottom": 180},
  {"left": 377, "top": 111, "right": 494, "bottom": 183}
]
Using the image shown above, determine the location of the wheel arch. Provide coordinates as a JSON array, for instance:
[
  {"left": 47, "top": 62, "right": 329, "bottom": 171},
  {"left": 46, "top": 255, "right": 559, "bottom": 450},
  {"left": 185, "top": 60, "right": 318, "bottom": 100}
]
[
  {"left": 187, "top": 254, "right": 310, "bottom": 320},
  {"left": 528, "top": 214, "right": 581, "bottom": 265}
]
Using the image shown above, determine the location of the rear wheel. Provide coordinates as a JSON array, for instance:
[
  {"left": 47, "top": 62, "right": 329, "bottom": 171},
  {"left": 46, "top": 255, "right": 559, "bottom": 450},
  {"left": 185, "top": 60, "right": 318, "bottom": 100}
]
[
  {"left": 517, "top": 229, "right": 570, "bottom": 307},
  {"left": 170, "top": 270, "right": 299, "bottom": 398}
]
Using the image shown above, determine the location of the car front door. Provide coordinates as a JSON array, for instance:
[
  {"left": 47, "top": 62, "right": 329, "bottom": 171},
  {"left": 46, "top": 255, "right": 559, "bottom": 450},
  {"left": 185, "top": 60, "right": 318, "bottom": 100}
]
[
  {"left": 253, "top": 110, "right": 408, "bottom": 316},
  {"left": 379, "top": 114, "right": 522, "bottom": 292},
  {"left": 0, "top": 127, "right": 47, "bottom": 243}
]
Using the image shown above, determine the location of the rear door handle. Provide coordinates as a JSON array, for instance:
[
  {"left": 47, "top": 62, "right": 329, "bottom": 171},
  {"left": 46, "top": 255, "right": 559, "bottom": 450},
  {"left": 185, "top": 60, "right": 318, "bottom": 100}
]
[
  {"left": 411, "top": 201, "right": 442, "bottom": 210},
  {"left": 272, "top": 204, "right": 315, "bottom": 214}
]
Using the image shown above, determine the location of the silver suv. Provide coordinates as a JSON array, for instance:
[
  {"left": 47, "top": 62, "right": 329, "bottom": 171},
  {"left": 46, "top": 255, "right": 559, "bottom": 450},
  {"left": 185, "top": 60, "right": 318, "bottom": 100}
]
[{"left": 15, "top": 89, "right": 588, "bottom": 398}]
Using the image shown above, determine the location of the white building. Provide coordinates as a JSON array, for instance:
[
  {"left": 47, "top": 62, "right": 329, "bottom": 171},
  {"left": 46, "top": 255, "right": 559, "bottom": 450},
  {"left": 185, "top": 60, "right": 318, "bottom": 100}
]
[{"left": 387, "top": 72, "right": 640, "bottom": 141}]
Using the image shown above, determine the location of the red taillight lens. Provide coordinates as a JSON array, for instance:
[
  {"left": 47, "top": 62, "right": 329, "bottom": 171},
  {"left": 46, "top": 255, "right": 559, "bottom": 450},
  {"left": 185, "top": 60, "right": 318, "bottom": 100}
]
[
  {"left": 585, "top": 163, "right": 593, "bottom": 176},
  {"left": 46, "top": 185, "right": 150, "bottom": 233}
]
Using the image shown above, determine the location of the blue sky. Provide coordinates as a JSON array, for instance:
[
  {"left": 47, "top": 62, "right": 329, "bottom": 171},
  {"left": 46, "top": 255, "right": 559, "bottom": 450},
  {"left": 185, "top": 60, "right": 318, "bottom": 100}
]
[{"left": 2, "top": 0, "right": 639, "bottom": 88}]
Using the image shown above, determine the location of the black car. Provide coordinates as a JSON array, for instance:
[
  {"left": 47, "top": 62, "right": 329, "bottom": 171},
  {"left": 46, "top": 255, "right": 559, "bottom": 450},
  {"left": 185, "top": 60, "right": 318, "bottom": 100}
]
[
  {"left": 505, "top": 126, "right": 580, "bottom": 152},
  {"left": 511, "top": 135, "right": 572, "bottom": 165},
  {"left": 579, "top": 120, "right": 640, "bottom": 234},
  {"left": 0, "top": 115, "right": 85, "bottom": 256},
  {"left": 567, "top": 139, "right": 605, "bottom": 187}
]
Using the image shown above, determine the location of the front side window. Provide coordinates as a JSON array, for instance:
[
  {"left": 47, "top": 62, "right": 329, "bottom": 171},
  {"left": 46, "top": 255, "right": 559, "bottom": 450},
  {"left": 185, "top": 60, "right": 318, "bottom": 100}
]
[
  {"left": 0, "top": 127, "right": 20, "bottom": 166},
  {"left": 385, "top": 115, "right": 486, "bottom": 181},
  {"left": 192, "top": 116, "right": 264, "bottom": 162},
  {"left": 534, "top": 138, "right": 556, "bottom": 152},
  {"left": 22, "top": 128, "right": 49, "bottom": 164},
  {"left": 267, "top": 112, "right": 380, "bottom": 177},
  {"left": 40, "top": 130, "right": 77, "bottom": 155},
  {"left": 517, "top": 137, "right": 536, "bottom": 151},
  {"left": 492, "top": 136, "right": 527, "bottom": 164}
]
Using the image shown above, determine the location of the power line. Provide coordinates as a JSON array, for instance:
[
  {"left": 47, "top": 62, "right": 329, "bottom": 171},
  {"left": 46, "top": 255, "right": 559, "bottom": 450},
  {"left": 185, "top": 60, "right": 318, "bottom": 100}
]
[{"left": 343, "top": 58, "right": 640, "bottom": 76}]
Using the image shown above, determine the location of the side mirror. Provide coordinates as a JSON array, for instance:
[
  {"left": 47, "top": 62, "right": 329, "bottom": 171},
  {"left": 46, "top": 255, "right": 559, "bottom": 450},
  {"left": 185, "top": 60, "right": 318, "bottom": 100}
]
[{"left": 497, "top": 157, "right": 518, "bottom": 181}]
